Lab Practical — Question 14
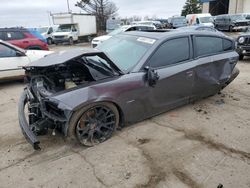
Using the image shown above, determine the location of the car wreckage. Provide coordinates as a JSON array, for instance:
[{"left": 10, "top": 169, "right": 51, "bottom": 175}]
[{"left": 19, "top": 31, "right": 239, "bottom": 150}]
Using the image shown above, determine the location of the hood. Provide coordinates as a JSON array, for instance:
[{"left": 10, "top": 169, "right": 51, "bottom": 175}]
[
  {"left": 93, "top": 35, "right": 112, "bottom": 42},
  {"left": 25, "top": 48, "right": 123, "bottom": 74},
  {"left": 25, "top": 50, "right": 53, "bottom": 62},
  {"left": 53, "top": 32, "right": 71, "bottom": 36}
]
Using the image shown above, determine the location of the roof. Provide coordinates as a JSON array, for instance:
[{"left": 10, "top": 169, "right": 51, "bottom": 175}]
[
  {"left": 119, "top": 30, "right": 230, "bottom": 43},
  {"left": 0, "top": 27, "right": 28, "bottom": 32}
]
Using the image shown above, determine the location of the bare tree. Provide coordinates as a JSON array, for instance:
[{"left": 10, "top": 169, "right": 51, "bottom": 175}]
[{"left": 75, "top": 0, "right": 118, "bottom": 31}]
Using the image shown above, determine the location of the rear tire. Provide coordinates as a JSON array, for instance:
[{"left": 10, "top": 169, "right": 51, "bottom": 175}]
[
  {"left": 239, "top": 54, "right": 244, "bottom": 60},
  {"left": 68, "top": 102, "right": 119, "bottom": 147}
]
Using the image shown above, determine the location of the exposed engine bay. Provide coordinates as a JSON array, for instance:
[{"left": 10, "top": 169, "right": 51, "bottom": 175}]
[{"left": 26, "top": 57, "right": 115, "bottom": 96}]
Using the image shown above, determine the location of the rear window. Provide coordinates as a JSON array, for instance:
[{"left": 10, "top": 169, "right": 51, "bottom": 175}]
[
  {"left": 195, "top": 36, "right": 223, "bottom": 57},
  {"left": 223, "top": 39, "right": 234, "bottom": 51},
  {"left": 5, "top": 31, "right": 25, "bottom": 41}
]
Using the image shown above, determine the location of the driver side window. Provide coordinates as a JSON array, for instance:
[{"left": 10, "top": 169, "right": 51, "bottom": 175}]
[
  {"left": 149, "top": 37, "right": 190, "bottom": 68},
  {"left": 0, "top": 44, "right": 17, "bottom": 58}
]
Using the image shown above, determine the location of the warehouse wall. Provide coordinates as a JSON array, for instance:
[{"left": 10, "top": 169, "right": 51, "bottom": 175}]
[
  {"left": 202, "top": 0, "right": 250, "bottom": 14},
  {"left": 243, "top": 0, "right": 250, "bottom": 13}
]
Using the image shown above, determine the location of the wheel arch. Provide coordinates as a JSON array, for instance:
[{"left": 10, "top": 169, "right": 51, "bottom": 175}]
[{"left": 63, "top": 100, "right": 125, "bottom": 136}]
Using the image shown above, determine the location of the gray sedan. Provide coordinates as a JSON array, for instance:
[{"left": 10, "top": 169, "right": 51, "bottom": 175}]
[{"left": 19, "top": 30, "right": 239, "bottom": 150}]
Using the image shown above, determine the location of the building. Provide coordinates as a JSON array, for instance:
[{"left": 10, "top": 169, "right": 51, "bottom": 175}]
[{"left": 201, "top": 0, "right": 250, "bottom": 15}]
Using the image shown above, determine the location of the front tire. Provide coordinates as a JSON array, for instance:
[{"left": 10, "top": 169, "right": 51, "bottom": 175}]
[
  {"left": 68, "top": 102, "right": 119, "bottom": 147},
  {"left": 69, "top": 37, "right": 74, "bottom": 45},
  {"left": 47, "top": 38, "right": 53, "bottom": 45},
  {"left": 229, "top": 25, "right": 233, "bottom": 32}
]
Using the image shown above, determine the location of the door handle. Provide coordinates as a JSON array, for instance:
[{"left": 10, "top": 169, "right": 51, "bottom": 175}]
[
  {"left": 23, "top": 41, "right": 29, "bottom": 43},
  {"left": 186, "top": 71, "right": 193, "bottom": 77}
]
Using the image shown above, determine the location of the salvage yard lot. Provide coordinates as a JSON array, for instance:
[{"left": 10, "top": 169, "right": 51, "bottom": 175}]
[{"left": 0, "top": 45, "right": 250, "bottom": 188}]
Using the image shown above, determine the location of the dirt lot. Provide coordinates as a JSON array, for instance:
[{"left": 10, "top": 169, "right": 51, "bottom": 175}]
[{"left": 0, "top": 43, "right": 250, "bottom": 188}]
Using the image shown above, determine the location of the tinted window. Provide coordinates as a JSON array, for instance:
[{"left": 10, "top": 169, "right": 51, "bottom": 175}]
[
  {"left": 150, "top": 37, "right": 190, "bottom": 68},
  {"left": 223, "top": 39, "right": 233, "bottom": 51},
  {"left": 5, "top": 31, "right": 25, "bottom": 41},
  {"left": 195, "top": 36, "right": 223, "bottom": 57},
  {"left": 0, "top": 32, "right": 4, "bottom": 40},
  {"left": 0, "top": 44, "right": 17, "bottom": 58}
]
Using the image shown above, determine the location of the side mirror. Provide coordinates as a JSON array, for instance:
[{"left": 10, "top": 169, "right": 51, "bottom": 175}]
[
  {"left": 16, "top": 51, "right": 25, "bottom": 57},
  {"left": 145, "top": 66, "right": 160, "bottom": 87}
]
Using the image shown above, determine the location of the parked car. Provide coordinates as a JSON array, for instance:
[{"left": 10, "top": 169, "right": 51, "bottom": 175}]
[
  {"left": 27, "top": 28, "right": 47, "bottom": 44},
  {"left": 0, "top": 40, "right": 52, "bottom": 81},
  {"left": 214, "top": 14, "right": 250, "bottom": 32},
  {"left": 177, "top": 25, "right": 224, "bottom": 35},
  {"left": 168, "top": 16, "right": 187, "bottom": 29},
  {"left": 19, "top": 30, "right": 239, "bottom": 150},
  {"left": 37, "top": 26, "right": 57, "bottom": 45},
  {"left": 0, "top": 28, "right": 49, "bottom": 50},
  {"left": 186, "top": 13, "right": 214, "bottom": 27},
  {"left": 91, "top": 25, "right": 156, "bottom": 47},
  {"left": 236, "top": 27, "right": 250, "bottom": 60},
  {"left": 132, "top": 20, "right": 163, "bottom": 29}
]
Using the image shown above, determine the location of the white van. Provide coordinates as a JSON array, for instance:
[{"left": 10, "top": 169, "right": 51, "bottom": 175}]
[
  {"left": 186, "top": 13, "right": 214, "bottom": 27},
  {"left": 37, "top": 26, "right": 57, "bottom": 45}
]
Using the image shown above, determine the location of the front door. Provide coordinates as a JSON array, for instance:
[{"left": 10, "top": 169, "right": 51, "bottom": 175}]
[{"left": 145, "top": 37, "right": 195, "bottom": 116}]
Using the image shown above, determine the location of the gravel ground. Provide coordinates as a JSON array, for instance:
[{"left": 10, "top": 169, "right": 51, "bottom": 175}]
[{"left": 0, "top": 41, "right": 249, "bottom": 188}]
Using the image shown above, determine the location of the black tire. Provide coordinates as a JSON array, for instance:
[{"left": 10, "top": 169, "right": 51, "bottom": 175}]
[
  {"left": 87, "top": 36, "right": 92, "bottom": 42},
  {"left": 229, "top": 26, "right": 233, "bottom": 32},
  {"left": 69, "top": 37, "right": 74, "bottom": 45},
  {"left": 239, "top": 54, "right": 244, "bottom": 60},
  {"left": 68, "top": 102, "right": 119, "bottom": 147},
  {"left": 47, "top": 38, "right": 53, "bottom": 45}
]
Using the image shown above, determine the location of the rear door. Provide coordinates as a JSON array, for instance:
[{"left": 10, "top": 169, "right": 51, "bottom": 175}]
[
  {"left": 192, "top": 35, "right": 238, "bottom": 98},
  {"left": 0, "top": 43, "right": 30, "bottom": 79},
  {"left": 145, "top": 36, "right": 195, "bottom": 115}
]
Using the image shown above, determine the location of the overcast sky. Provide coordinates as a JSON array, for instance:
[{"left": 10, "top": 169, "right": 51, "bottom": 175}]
[{"left": 0, "top": 0, "right": 186, "bottom": 27}]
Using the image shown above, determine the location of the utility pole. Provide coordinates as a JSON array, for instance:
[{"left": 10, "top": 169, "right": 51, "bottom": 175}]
[
  {"left": 47, "top": 11, "right": 51, "bottom": 26},
  {"left": 67, "top": 0, "right": 71, "bottom": 13}
]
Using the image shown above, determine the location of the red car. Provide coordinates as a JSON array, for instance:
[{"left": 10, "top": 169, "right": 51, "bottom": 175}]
[{"left": 0, "top": 28, "right": 49, "bottom": 50}]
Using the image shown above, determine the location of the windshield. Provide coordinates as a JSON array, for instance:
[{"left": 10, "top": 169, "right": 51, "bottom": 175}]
[
  {"left": 171, "top": 18, "right": 186, "bottom": 23},
  {"left": 57, "top": 26, "right": 71, "bottom": 32},
  {"left": 97, "top": 35, "right": 154, "bottom": 72},
  {"left": 199, "top": 17, "right": 213, "bottom": 23},
  {"left": 37, "top": 27, "right": 48, "bottom": 34},
  {"left": 108, "top": 26, "right": 129, "bottom": 36},
  {"left": 231, "top": 15, "right": 245, "bottom": 21}
]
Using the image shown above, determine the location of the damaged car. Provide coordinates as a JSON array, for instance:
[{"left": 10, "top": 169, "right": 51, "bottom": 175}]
[{"left": 19, "top": 31, "right": 239, "bottom": 150}]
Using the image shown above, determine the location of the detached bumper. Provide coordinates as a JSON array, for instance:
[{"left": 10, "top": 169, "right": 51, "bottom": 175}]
[{"left": 18, "top": 89, "right": 41, "bottom": 150}]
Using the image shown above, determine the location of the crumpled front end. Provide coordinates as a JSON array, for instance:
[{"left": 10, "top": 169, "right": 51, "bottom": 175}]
[
  {"left": 18, "top": 48, "right": 120, "bottom": 150},
  {"left": 18, "top": 85, "right": 72, "bottom": 150}
]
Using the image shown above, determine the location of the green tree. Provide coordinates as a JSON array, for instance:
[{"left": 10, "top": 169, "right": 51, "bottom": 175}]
[
  {"left": 75, "top": 0, "right": 118, "bottom": 32},
  {"left": 181, "top": 0, "right": 202, "bottom": 16}
]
